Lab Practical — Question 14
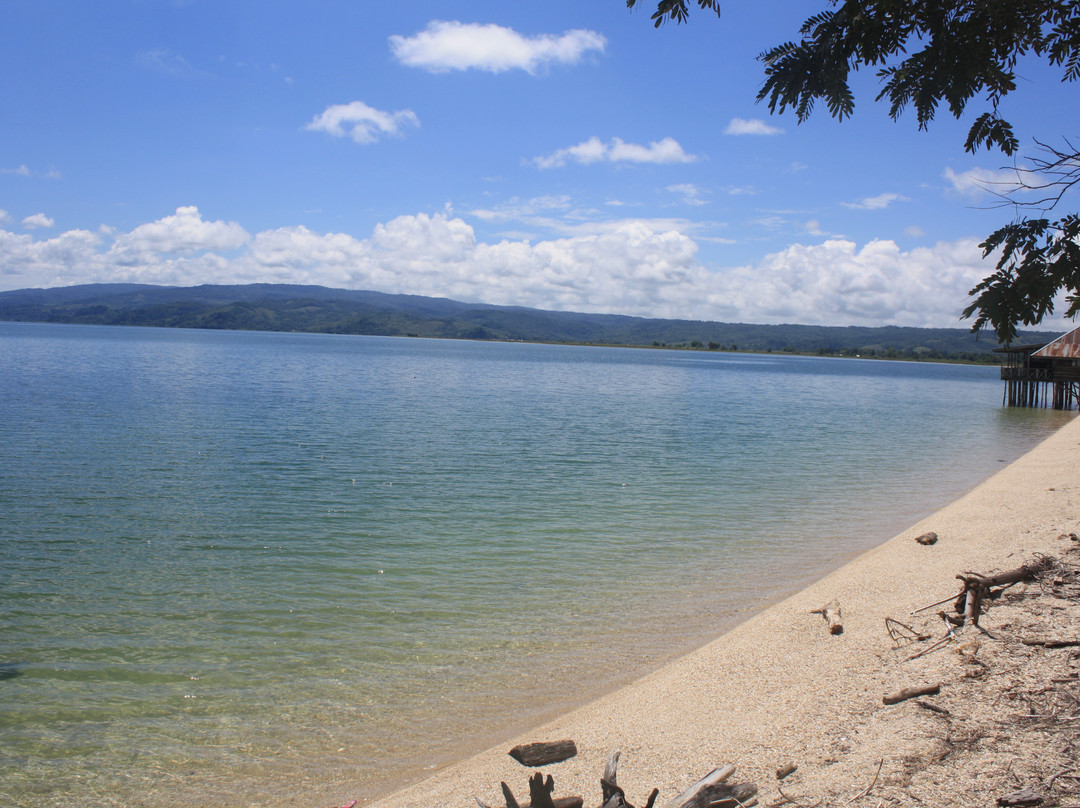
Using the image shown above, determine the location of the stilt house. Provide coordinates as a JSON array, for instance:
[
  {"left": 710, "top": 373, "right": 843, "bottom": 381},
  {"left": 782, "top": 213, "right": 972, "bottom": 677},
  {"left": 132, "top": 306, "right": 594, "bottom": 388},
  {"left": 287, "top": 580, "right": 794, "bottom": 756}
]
[{"left": 996, "top": 324, "right": 1080, "bottom": 409}]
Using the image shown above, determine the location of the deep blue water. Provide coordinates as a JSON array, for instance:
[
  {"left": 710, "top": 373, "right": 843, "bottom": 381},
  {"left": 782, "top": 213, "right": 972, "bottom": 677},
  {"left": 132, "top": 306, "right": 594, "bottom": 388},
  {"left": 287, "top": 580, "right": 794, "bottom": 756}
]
[{"left": 0, "top": 322, "right": 1070, "bottom": 807}]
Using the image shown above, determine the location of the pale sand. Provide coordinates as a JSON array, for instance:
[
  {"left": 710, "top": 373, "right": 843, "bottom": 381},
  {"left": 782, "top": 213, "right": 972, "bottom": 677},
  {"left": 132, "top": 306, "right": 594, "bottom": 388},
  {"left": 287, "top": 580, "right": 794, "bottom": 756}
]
[{"left": 365, "top": 414, "right": 1080, "bottom": 808}]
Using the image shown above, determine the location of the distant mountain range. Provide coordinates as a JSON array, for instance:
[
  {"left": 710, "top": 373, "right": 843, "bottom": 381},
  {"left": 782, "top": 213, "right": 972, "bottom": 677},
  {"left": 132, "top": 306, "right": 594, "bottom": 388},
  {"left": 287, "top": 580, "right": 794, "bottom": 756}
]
[{"left": 0, "top": 283, "right": 1061, "bottom": 359}]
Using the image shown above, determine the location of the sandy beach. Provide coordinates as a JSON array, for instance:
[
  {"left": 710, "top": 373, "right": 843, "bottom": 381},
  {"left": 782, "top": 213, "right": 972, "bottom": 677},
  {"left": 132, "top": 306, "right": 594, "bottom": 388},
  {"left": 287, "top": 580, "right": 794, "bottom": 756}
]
[{"left": 363, "top": 413, "right": 1080, "bottom": 808}]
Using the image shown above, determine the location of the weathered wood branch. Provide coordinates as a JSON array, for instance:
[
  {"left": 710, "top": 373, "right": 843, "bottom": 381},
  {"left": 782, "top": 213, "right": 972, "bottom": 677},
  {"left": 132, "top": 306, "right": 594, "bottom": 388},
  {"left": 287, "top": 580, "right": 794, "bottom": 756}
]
[
  {"left": 997, "top": 786, "right": 1043, "bottom": 806},
  {"left": 509, "top": 740, "right": 578, "bottom": 767},
  {"left": 886, "top": 617, "right": 931, "bottom": 647},
  {"left": 528, "top": 773, "right": 556, "bottom": 808},
  {"left": 1022, "top": 636, "right": 1080, "bottom": 648},
  {"left": 776, "top": 763, "right": 798, "bottom": 780},
  {"left": 810, "top": 600, "right": 843, "bottom": 635},
  {"left": 663, "top": 764, "right": 734, "bottom": 808},
  {"left": 914, "top": 699, "right": 951, "bottom": 715},
  {"left": 487, "top": 776, "right": 583, "bottom": 808},
  {"left": 663, "top": 765, "right": 757, "bottom": 808},
  {"left": 883, "top": 683, "right": 942, "bottom": 705},
  {"left": 502, "top": 782, "right": 522, "bottom": 808},
  {"left": 601, "top": 749, "right": 622, "bottom": 806},
  {"left": 955, "top": 558, "right": 1053, "bottom": 627}
]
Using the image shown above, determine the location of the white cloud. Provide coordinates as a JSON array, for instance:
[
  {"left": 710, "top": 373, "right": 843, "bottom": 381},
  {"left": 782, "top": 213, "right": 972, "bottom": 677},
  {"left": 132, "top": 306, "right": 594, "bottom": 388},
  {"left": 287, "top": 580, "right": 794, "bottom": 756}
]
[
  {"left": 0, "top": 210, "right": 10, "bottom": 224},
  {"left": 306, "top": 101, "right": 419, "bottom": 145},
  {"left": 0, "top": 228, "right": 105, "bottom": 287},
  {"left": 22, "top": 213, "right": 55, "bottom": 230},
  {"left": 533, "top": 137, "right": 698, "bottom": 168},
  {"left": 714, "top": 238, "right": 992, "bottom": 328},
  {"left": 0, "top": 206, "right": 1038, "bottom": 330},
  {"left": 842, "top": 192, "right": 909, "bottom": 210},
  {"left": 109, "top": 206, "right": 249, "bottom": 264},
  {"left": 667, "top": 183, "right": 709, "bottom": 205},
  {"left": 724, "top": 118, "right": 783, "bottom": 136},
  {"left": 138, "top": 48, "right": 201, "bottom": 78},
  {"left": 389, "top": 21, "right": 606, "bottom": 75},
  {"left": 469, "top": 195, "right": 573, "bottom": 222},
  {"left": 2, "top": 164, "right": 61, "bottom": 179},
  {"left": 943, "top": 166, "right": 1033, "bottom": 200}
]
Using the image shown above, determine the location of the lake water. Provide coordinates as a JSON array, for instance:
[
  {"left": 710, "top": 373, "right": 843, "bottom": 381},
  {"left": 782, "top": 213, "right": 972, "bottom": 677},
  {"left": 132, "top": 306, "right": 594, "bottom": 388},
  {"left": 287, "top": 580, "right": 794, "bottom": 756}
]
[{"left": 0, "top": 322, "right": 1072, "bottom": 807}]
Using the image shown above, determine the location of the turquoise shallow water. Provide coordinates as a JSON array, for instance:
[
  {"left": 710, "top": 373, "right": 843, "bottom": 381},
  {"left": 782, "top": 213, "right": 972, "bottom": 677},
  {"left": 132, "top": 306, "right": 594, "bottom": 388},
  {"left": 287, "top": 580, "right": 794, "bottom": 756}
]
[{"left": 0, "top": 322, "right": 1072, "bottom": 807}]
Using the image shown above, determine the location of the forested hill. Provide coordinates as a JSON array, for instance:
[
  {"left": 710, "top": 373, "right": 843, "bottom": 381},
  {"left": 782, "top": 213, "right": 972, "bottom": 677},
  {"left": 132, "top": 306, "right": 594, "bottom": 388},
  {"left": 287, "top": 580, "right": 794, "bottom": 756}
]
[{"left": 0, "top": 283, "right": 1059, "bottom": 359}]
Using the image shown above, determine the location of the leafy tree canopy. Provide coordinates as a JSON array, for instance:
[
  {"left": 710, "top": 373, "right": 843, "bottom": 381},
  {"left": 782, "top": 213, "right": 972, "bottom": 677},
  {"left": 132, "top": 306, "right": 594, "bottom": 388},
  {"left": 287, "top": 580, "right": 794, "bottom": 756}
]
[{"left": 627, "top": 0, "right": 1080, "bottom": 343}]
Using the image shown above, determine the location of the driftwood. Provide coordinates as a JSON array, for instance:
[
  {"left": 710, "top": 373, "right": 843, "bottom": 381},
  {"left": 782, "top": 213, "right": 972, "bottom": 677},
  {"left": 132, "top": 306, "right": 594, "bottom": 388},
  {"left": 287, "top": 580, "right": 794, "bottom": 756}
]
[
  {"left": 662, "top": 764, "right": 758, "bottom": 808},
  {"left": 956, "top": 558, "right": 1053, "bottom": 627},
  {"left": 883, "top": 683, "right": 942, "bottom": 705},
  {"left": 1022, "top": 636, "right": 1080, "bottom": 648},
  {"left": 481, "top": 773, "right": 584, "bottom": 808},
  {"left": 915, "top": 532, "right": 939, "bottom": 545},
  {"left": 996, "top": 786, "right": 1043, "bottom": 806},
  {"left": 600, "top": 749, "right": 659, "bottom": 808},
  {"left": 775, "top": 763, "right": 798, "bottom": 780},
  {"left": 810, "top": 600, "right": 843, "bottom": 635},
  {"left": 486, "top": 748, "right": 755, "bottom": 808},
  {"left": 509, "top": 740, "right": 578, "bottom": 767},
  {"left": 915, "top": 699, "right": 951, "bottom": 715},
  {"left": 886, "top": 617, "right": 931, "bottom": 647}
]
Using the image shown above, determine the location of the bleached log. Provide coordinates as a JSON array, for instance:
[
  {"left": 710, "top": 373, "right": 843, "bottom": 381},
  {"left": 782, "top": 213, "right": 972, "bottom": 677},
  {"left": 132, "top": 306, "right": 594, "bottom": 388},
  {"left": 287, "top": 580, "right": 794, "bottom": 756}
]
[
  {"left": 664, "top": 765, "right": 758, "bottom": 808},
  {"left": 663, "top": 764, "right": 734, "bottom": 808},
  {"left": 811, "top": 600, "right": 843, "bottom": 635},
  {"left": 601, "top": 749, "right": 622, "bottom": 806}
]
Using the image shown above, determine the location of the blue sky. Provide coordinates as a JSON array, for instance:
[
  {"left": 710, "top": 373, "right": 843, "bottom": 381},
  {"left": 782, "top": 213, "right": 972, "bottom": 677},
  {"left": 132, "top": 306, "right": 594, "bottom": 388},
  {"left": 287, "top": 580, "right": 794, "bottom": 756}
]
[{"left": 2, "top": 0, "right": 1077, "bottom": 330}]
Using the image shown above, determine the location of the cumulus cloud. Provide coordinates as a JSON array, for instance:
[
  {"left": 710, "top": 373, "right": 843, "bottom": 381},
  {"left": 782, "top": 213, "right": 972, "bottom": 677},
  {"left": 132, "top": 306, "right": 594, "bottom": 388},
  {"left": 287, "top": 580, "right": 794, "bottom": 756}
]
[
  {"left": 533, "top": 137, "right": 698, "bottom": 169},
  {"left": 306, "top": 101, "right": 419, "bottom": 145},
  {"left": 842, "top": 192, "right": 909, "bottom": 210},
  {"left": 109, "top": 206, "right": 249, "bottom": 265},
  {"left": 0, "top": 206, "right": 1031, "bottom": 329},
  {"left": 389, "top": 21, "right": 606, "bottom": 74},
  {"left": 724, "top": 118, "right": 783, "bottom": 136},
  {"left": 714, "top": 238, "right": 991, "bottom": 328},
  {"left": 22, "top": 213, "right": 55, "bottom": 230}
]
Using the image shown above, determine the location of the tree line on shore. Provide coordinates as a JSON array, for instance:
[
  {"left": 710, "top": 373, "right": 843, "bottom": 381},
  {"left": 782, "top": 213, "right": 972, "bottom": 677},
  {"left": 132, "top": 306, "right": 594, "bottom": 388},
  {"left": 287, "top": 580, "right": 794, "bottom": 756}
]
[{"left": 0, "top": 283, "right": 1060, "bottom": 361}]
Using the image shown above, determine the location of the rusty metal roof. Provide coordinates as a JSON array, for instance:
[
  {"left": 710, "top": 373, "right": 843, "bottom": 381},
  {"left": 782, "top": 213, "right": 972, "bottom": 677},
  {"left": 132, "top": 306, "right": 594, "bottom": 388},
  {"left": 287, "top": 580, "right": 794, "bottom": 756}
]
[{"left": 1032, "top": 325, "right": 1080, "bottom": 359}]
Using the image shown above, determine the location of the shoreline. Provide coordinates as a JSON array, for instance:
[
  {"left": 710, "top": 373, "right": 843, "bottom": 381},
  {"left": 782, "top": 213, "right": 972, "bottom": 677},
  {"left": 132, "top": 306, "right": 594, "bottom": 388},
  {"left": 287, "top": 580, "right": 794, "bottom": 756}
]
[{"left": 361, "top": 413, "right": 1080, "bottom": 808}]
